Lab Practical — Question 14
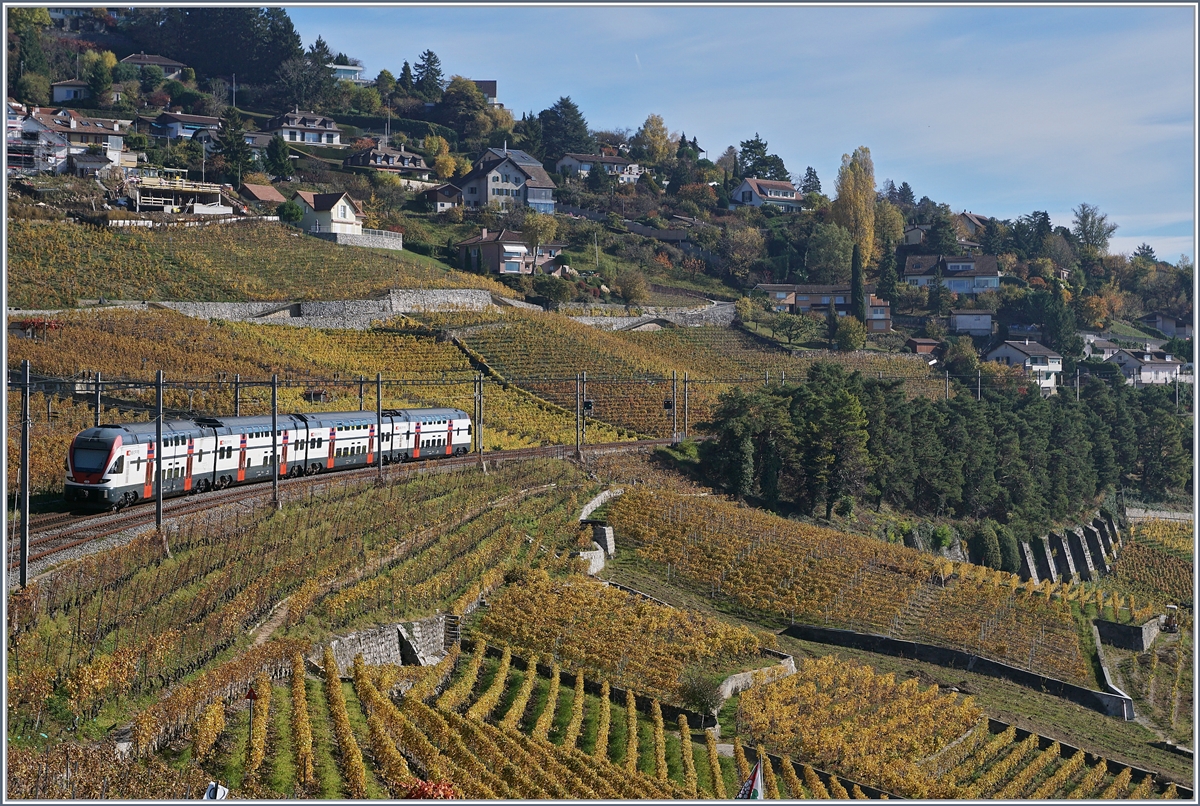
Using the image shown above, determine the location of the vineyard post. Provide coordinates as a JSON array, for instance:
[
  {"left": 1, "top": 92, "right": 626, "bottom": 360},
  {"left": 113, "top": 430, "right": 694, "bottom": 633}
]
[
  {"left": 94, "top": 370, "right": 101, "bottom": 428},
  {"left": 683, "top": 373, "right": 689, "bottom": 439},
  {"left": 271, "top": 374, "right": 279, "bottom": 510},
  {"left": 234, "top": 374, "right": 241, "bottom": 417},
  {"left": 376, "top": 372, "right": 383, "bottom": 479},
  {"left": 19, "top": 359, "right": 31, "bottom": 587},
  {"left": 582, "top": 370, "right": 588, "bottom": 454},
  {"left": 155, "top": 371, "right": 164, "bottom": 536},
  {"left": 575, "top": 372, "right": 582, "bottom": 460},
  {"left": 672, "top": 371, "right": 678, "bottom": 444},
  {"left": 359, "top": 376, "right": 364, "bottom": 411}
]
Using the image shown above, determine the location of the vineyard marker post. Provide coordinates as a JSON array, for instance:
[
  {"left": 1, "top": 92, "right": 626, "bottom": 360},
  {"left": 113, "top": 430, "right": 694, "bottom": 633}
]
[
  {"left": 94, "top": 370, "right": 101, "bottom": 428},
  {"left": 155, "top": 370, "right": 164, "bottom": 535},
  {"left": 582, "top": 371, "right": 587, "bottom": 457},
  {"left": 19, "top": 360, "right": 31, "bottom": 587},
  {"left": 672, "top": 371, "right": 678, "bottom": 444},
  {"left": 234, "top": 374, "right": 241, "bottom": 417},
  {"left": 271, "top": 374, "right": 279, "bottom": 510},
  {"left": 376, "top": 372, "right": 383, "bottom": 480}
]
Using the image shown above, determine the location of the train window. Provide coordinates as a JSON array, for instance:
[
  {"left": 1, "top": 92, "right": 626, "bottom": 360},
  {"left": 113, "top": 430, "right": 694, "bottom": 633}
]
[
  {"left": 318, "top": 438, "right": 323, "bottom": 448},
  {"left": 109, "top": 456, "right": 124, "bottom": 474}
]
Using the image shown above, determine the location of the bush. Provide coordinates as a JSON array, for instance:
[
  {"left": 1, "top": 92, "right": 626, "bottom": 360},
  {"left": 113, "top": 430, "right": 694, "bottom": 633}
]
[
  {"left": 678, "top": 666, "right": 724, "bottom": 715},
  {"left": 931, "top": 524, "right": 954, "bottom": 549},
  {"left": 834, "top": 316, "right": 867, "bottom": 351},
  {"left": 276, "top": 200, "right": 302, "bottom": 223}
]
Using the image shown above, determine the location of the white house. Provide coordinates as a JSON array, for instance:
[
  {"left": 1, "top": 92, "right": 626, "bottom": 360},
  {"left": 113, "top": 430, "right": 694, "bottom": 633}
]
[
  {"left": 1105, "top": 349, "right": 1186, "bottom": 387},
  {"left": 264, "top": 110, "right": 342, "bottom": 146},
  {"left": 293, "top": 191, "right": 364, "bottom": 235},
  {"left": 1082, "top": 335, "right": 1121, "bottom": 360},
  {"left": 985, "top": 340, "right": 1062, "bottom": 396},
  {"left": 904, "top": 255, "right": 1001, "bottom": 297},
  {"left": 729, "top": 177, "right": 801, "bottom": 212},
  {"left": 50, "top": 79, "right": 89, "bottom": 103},
  {"left": 150, "top": 112, "right": 221, "bottom": 140},
  {"left": 1137, "top": 312, "right": 1193, "bottom": 339},
  {"left": 120, "top": 52, "right": 187, "bottom": 80},
  {"left": 950, "top": 309, "right": 993, "bottom": 336},
  {"left": 328, "top": 63, "right": 369, "bottom": 86},
  {"left": 456, "top": 146, "right": 556, "bottom": 214},
  {"left": 555, "top": 153, "right": 644, "bottom": 184}
]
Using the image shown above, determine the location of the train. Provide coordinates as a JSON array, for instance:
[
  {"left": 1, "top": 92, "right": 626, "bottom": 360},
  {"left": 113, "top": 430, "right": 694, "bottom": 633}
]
[{"left": 65, "top": 407, "right": 472, "bottom": 510}]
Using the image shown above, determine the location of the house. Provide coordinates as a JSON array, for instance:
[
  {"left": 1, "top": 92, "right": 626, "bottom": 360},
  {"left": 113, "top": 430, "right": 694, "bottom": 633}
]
[
  {"left": 342, "top": 143, "right": 430, "bottom": 179},
  {"left": 240, "top": 183, "right": 285, "bottom": 204},
  {"left": 956, "top": 211, "right": 989, "bottom": 238},
  {"left": 51, "top": 79, "right": 90, "bottom": 104},
  {"left": 950, "top": 309, "right": 994, "bottom": 337},
  {"left": 903, "top": 224, "right": 930, "bottom": 246},
  {"left": 150, "top": 112, "right": 221, "bottom": 140},
  {"left": 1137, "top": 312, "right": 1193, "bottom": 339},
  {"left": 423, "top": 183, "right": 462, "bottom": 212},
  {"left": 120, "top": 52, "right": 187, "bottom": 80},
  {"left": 19, "top": 108, "right": 128, "bottom": 171},
  {"left": 292, "top": 191, "right": 364, "bottom": 234},
  {"left": 904, "top": 254, "right": 1001, "bottom": 297},
  {"left": 1082, "top": 336, "right": 1121, "bottom": 360},
  {"left": 243, "top": 131, "right": 273, "bottom": 158},
  {"left": 455, "top": 228, "right": 566, "bottom": 274},
  {"left": 264, "top": 110, "right": 342, "bottom": 146},
  {"left": 471, "top": 80, "right": 500, "bottom": 107},
  {"left": 753, "top": 283, "right": 891, "bottom": 331},
  {"left": 906, "top": 337, "right": 941, "bottom": 355},
  {"left": 555, "top": 153, "right": 644, "bottom": 184},
  {"left": 1105, "top": 349, "right": 1185, "bottom": 387},
  {"left": 985, "top": 340, "right": 1062, "bottom": 396},
  {"left": 728, "top": 177, "right": 801, "bottom": 212},
  {"left": 328, "top": 62, "right": 369, "bottom": 86},
  {"left": 456, "top": 146, "right": 556, "bottom": 214},
  {"left": 6, "top": 116, "right": 69, "bottom": 173}
]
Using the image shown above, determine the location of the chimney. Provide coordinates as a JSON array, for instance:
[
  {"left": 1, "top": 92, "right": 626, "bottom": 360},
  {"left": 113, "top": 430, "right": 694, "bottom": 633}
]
[
  {"left": 1025, "top": 337, "right": 1029, "bottom": 345},
  {"left": 481, "top": 228, "right": 487, "bottom": 239},
  {"left": 504, "top": 140, "right": 507, "bottom": 155}
]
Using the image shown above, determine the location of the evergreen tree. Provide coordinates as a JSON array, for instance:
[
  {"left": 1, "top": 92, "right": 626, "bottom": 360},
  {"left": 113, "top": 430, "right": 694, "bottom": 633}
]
[
  {"left": 586, "top": 158, "right": 614, "bottom": 192},
  {"left": 86, "top": 59, "right": 113, "bottom": 103},
  {"left": 513, "top": 111, "right": 544, "bottom": 160},
  {"left": 414, "top": 50, "right": 445, "bottom": 101},
  {"left": 537, "top": 96, "right": 594, "bottom": 163},
  {"left": 972, "top": 522, "right": 1002, "bottom": 569},
  {"left": 216, "top": 107, "right": 254, "bottom": 185},
  {"left": 896, "top": 181, "right": 915, "bottom": 207},
  {"left": 850, "top": 243, "right": 866, "bottom": 323},
  {"left": 927, "top": 266, "right": 947, "bottom": 315},
  {"left": 397, "top": 61, "right": 415, "bottom": 96},
  {"left": 875, "top": 240, "right": 898, "bottom": 303},
  {"left": 925, "top": 207, "right": 959, "bottom": 255},
  {"left": 800, "top": 166, "right": 821, "bottom": 194},
  {"left": 819, "top": 390, "right": 872, "bottom": 519},
  {"left": 996, "top": 524, "right": 1021, "bottom": 574},
  {"left": 980, "top": 218, "right": 1004, "bottom": 255},
  {"left": 264, "top": 134, "right": 291, "bottom": 177}
]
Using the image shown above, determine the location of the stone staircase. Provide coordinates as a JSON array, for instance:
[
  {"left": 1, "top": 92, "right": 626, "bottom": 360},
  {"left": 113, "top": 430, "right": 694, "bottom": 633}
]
[{"left": 443, "top": 614, "right": 461, "bottom": 649}]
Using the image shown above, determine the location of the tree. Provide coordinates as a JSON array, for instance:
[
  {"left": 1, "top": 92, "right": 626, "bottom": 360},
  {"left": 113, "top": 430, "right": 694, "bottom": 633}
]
[
  {"left": 532, "top": 274, "right": 573, "bottom": 302},
  {"left": 738, "top": 133, "right": 789, "bottom": 181},
  {"left": 277, "top": 199, "right": 302, "bottom": 223},
  {"left": 396, "top": 61, "right": 415, "bottom": 96},
  {"left": 586, "top": 158, "right": 614, "bottom": 192},
  {"left": 521, "top": 211, "right": 558, "bottom": 268},
  {"left": 850, "top": 243, "right": 866, "bottom": 323},
  {"left": 1071, "top": 203, "right": 1118, "bottom": 258},
  {"left": 264, "top": 134, "right": 292, "bottom": 177},
  {"left": 615, "top": 269, "right": 649, "bottom": 303},
  {"left": 715, "top": 146, "right": 738, "bottom": 176},
  {"left": 972, "top": 521, "right": 1002, "bottom": 569},
  {"left": 512, "top": 111, "right": 543, "bottom": 160},
  {"left": 1134, "top": 242, "right": 1156, "bottom": 261},
  {"left": 138, "top": 64, "right": 164, "bottom": 93},
  {"left": 15, "top": 74, "right": 49, "bottom": 105},
  {"left": 216, "top": 107, "right": 254, "bottom": 185},
  {"left": 980, "top": 218, "right": 1005, "bottom": 255},
  {"left": 876, "top": 241, "right": 898, "bottom": 304},
  {"left": 538, "top": 97, "right": 594, "bottom": 163},
  {"left": 895, "top": 181, "right": 915, "bottom": 208},
  {"left": 835, "top": 316, "right": 866, "bottom": 352},
  {"left": 832, "top": 146, "right": 876, "bottom": 266},
  {"left": 944, "top": 336, "right": 979, "bottom": 377},
  {"left": 925, "top": 207, "right": 959, "bottom": 255},
  {"left": 927, "top": 266, "right": 948, "bottom": 315},
  {"left": 374, "top": 69, "right": 395, "bottom": 98},
  {"left": 806, "top": 223, "right": 854, "bottom": 284},
  {"left": 800, "top": 166, "right": 821, "bottom": 194},
  {"left": 874, "top": 199, "right": 905, "bottom": 260},
  {"left": 719, "top": 225, "right": 765, "bottom": 284},
  {"left": 817, "top": 389, "right": 872, "bottom": 518},
  {"left": 276, "top": 56, "right": 325, "bottom": 110},
  {"left": 86, "top": 59, "right": 113, "bottom": 103},
  {"left": 414, "top": 49, "right": 445, "bottom": 101},
  {"left": 439, "top": 75, "right": 489, "bottom": 138}
]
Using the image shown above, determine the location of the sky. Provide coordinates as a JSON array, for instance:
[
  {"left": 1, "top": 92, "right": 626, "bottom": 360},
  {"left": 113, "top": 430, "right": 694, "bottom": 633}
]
[{"left": 287, "top": 4, "right": 1197, "bottom": 264}]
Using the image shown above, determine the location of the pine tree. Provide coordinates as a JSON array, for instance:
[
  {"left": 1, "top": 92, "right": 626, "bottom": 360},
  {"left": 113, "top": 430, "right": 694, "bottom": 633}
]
[
  {"left": 264, "top": 134, "right": 291, "bottom": 177},
  {"left": 896, "top": 181, "right": 916, "bottom": 207},
  {"left": 927, "top": 266, "right": 947, "bottom": 315},
  {"left": 876, "top": 240, "right": 898, "bottom": 303},
  {"left": 414, "top": 50, "right": 444, "bottom": 101},
  {"left": 397, "top": 61, "right": 415, "bottom": 96},
  {"left": 217, "top": 107, "right": 254, "bottom": 186},
  {"left": 800, "top": 166, "right": 821, "bottom": 194},
  {"left": 537, "top": 96, "right": 594, "bottom": 163},
  {"left": 850, "top": 243, "right": 866, "bottom": 323}
]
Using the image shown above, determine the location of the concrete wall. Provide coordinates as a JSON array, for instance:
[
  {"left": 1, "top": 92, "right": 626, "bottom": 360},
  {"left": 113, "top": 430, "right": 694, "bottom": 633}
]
[
  {"left": 1083, "top": 525, "right": 1109, "bottom": 573},
  {"left": 576, "top": 543, "right": 606, "bottom": 575},
  {"left": 1018, "top": 542, "right": 1040, "bottom": 584},
  {"left": 1095, "top": 617, "right": 1161, "bottom": 652},
  {"left": 1094, "top": 517, "right": 1115, "bottom": 555},
  {"left": 578, "top": 488, "right": 624, "bottom": 521},
  {"left": 310, "top": 230, "right": 404, "bottom": 251},
  {"left": 1048, "top": 532, "right": 1079, "bottom": 581},
  {"left": 781, "top": 623, "right": 1135, "bottom": 720},
  {"left": 592, "top": 524, "right": 615, "bottom": 556},
  {"left": 388, "top": 289, "right": 494, "bottom": 312},
  {"left": 1033, "top": 535, "right": 1057, "bottom": 582},
  {"left": 1067, "top": 528, "right": 1096, "bottom": 581},
  {"left": 717, "top": 651, "right": 797, "bottom": 700}
]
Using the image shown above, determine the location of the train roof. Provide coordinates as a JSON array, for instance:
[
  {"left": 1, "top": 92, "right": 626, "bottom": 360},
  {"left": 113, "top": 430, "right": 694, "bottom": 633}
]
[{"left": 76, "top": 408, "right": 469, "bottom": 441}]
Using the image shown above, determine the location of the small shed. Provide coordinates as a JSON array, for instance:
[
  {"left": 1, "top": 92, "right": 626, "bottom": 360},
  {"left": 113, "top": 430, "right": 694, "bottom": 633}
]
[{"left": 906, "top": 337, "right": 941, "bottom": 355}]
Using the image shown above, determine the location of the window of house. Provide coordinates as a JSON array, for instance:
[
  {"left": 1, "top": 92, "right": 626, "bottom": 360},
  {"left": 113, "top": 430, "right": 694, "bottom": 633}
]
[
  {"left": 821, "top": 297, "right": 830, "bottom": 304},
  {"left": 288, "top": 131, "right": 297, "bottom": 141},
  {"left": 492, "top": 175, "right": 499, "bottom": 182},
  {"left": 325, "top": 133, "right": 334, "bottom": 143},
  {"left": 835, "top": 296, "right": 845, "bottom": 304},
  {"left": 468, "top": 186, "right": 476, "bottom": 194},
  {"left": 339, "top": 204, "right": 347, "bottom": 218}
]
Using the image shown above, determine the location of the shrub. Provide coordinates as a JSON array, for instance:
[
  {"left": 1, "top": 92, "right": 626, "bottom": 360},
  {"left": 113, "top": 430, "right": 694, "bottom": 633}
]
[{"left": 276, "top": 200, "right": 302, "bottom": 223}]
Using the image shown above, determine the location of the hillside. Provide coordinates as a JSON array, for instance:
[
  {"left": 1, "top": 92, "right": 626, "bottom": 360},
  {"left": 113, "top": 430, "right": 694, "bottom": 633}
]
[{"left": 5, "top": 219, "right": 514, "bottom": 309}]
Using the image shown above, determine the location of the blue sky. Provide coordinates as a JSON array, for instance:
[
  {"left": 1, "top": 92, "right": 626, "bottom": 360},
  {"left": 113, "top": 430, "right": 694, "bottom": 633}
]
[{"left": 288, "top": 5, "right": 1196, "bottom": 264}]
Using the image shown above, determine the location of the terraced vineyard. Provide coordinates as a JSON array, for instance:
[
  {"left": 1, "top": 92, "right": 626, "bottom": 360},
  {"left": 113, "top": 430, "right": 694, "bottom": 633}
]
[
  {"left": 1109, "top": 520, "right": 1194, "bottom": 606},
  {"left": 609, "top": 489, "right": 1092, "bottom": 685},
  {"left": 6, "top": 219, "right": 514, "bottom": 309}
]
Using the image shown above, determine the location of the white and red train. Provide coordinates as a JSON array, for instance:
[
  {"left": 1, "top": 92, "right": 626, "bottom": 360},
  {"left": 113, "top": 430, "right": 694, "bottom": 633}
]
[{"left": 64, "top": 407, "right": 472, "bottom": 510}]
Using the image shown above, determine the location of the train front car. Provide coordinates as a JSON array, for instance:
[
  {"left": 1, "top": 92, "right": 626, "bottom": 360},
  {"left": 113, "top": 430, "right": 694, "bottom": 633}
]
[{"left": 64, "top": 425, "right": 139, "bottom": 510}]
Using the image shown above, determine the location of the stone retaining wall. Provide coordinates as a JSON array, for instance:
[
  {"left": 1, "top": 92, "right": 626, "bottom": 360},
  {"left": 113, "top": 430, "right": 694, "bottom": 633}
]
[
  {"left": 310, "top": 230, "right": 404, "bottom": 251},
  {"left": 319, "top": 614, "right": 448, "bottom": 677},
  {"left": 1094, "top": 617, "right": 1161, "bottom": 652}
]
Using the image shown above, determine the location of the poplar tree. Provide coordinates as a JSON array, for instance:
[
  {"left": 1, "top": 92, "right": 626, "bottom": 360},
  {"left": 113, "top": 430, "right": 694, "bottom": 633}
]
[
  {"left": 850, "top": 243, "right": 866, "bottom": 323},
  {"left": 832, "top": 146, "right": 876, "bottom": 265}
]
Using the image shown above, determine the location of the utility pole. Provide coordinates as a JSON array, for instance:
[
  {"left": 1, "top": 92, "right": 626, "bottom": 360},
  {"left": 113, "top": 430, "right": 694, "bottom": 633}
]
[
  {"left": 376, "top": 373, "right": 383, "bottom": 479},
  {"left": 671, "top": 370, "right": 678, "bottom": 444},
  {"left": 271, "top": 374, "right": 279, "bottom": 509},
  {"left": 977, "top": 368, "right": 981, "bottom": 401},
  {"left": 944, "top": 370, "right": 949, "bottom": 399},
  {"left": 575, "top": 372, "right": 582, "bottom": 460},
  {"left": 19, "top": 360, "right": 31, "bottom": 587},
  {"left": 94, "top": 371, "right": 102, "bottom": 428},
  {"left": 234, "top": 374, "right": 241, "bottom": 417},
  {"left": 683, "top": 372, "right": 689, "bottom": 440},
  {"left": 155, "top": 370, "right": 164, "bottom": 532},
  {"left": 359, "top": 376, "right": 364, "bottom": 411}
]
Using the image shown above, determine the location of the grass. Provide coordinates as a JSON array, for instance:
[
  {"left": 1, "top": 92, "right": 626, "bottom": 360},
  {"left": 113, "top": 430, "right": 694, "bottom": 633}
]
[
  {"left": 577, "top": 690, "right": 601, "bottom": 755},
  {"left": 304, "top": 677, "right": 346, "bottom": 799},
  {"left": 266, "top": 683, "right": 296, "bottom": 797},
  {"left": 212, "top": 705, "right": 250, "bottom": 791},
  {"left": 606, "top": 699, "right": 630, "bottom": 766},
  {"left": 637, "top": 719, "right": 655, "bottom": 776},
  {"left": 341, "top": 681, "right": 388, "bottom": 798},
  {"left": 547, "top": 681, "right": 576, "bottom": 745}
]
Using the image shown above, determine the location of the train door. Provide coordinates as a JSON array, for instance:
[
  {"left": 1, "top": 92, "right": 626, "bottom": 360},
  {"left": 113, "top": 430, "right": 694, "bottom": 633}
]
[
  {"left": 327, "top": 427, "right": 336, "bottom": 469},
  {"left": 143, "top": 440, "right": 156, "bottom": 499},
  {"left": 444, "top": 419, "right": 453, "bottom": 456},
  {"left": 237, "top": 433, "right": 248, "bottom": 482},
  {"left": 281, "top": 429, "right": 289, "bottom": 476},
  {"left": 184, "top": 436, "right": 195, "bottom": 491},
  {"left": 367, "top": 424, "right": 375, "bottom": 464},
  {"left": 412, "top": 419, "right": 423, "bottom": 459}
]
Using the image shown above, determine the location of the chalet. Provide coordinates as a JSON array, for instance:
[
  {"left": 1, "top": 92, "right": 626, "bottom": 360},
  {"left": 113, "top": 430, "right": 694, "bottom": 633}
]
[
  {"left": 904, "top": 254, "right": 1001, "bottom": 297},
  {"left": 1105, "top": 349, "right": 1186, "bottom": 387},
  {"left": 950, "top": 309, "right": 993, "bottom": 336},
  {"left": 455, "top": 227, "right": 566, "bottom": 275},
  {"left": 292, "top": 191, "right": 364, "bottom": 234},
  {"left": 150, "top": 112, "right": 221, "bottom": 140},
  {"left": 729, "top": 178, "right": 801, "bottom": 212},
  {"left": 555, "top": 153, "right": 644, "bottom": 184},
  {"left": 753, "top": 283, "right": 891, "bottom": 332},
  {"left": 456, "top": 147, "right": 556, "bottom": 214},
  {"left": 50, "top": 79, "right": 89, "bottom": 104},
  {"left": 240, "top": 183, "right": 286, "bottom": 204},
  {"left": 423, "top": 183, "right": 462, "bottom": 212},
  {"left": 1137, "top": 312, "right": 1193, "bottom": 339},
  {"left": 120, "top": 52, "right": 187, "bottom": 80},
  {"left": 985, "top": 340, "right": 1062, "bottom": 396},
  {"left": 903, "top": 224, "right": 931, "bottom": 246},
  {"left": 342, "top": 143, "right": 430, "bottom": 179},
  {"left": 264, "top": 110, "right": 342, "bottom": 146}
]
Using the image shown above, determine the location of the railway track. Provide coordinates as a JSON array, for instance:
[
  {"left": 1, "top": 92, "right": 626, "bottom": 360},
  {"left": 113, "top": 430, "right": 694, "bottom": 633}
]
[{"left": 7, "top": 437, "right": 679, "bottom": 571}]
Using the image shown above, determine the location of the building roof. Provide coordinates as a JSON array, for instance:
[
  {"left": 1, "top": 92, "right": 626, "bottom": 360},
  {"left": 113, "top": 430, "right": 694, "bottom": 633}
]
[
  {"left": 51, "top": 79, "right": 89, "bottom": 87},
  {"left": 265, "top": 111, "right": 339, "bottom": 132},
  {"left": 742, "top": 177, "right": 798, "bottom": 195},
  {"left": 29, "top": 109, "right": 127, "bottom": 135},
  {"left": 293, "top": 191, "right": 363, "bottom": 215},
  {"left": 1089, "top": 338, "right": 1120, "bottom": 351},
  {"left": 154, "top": 111, "right": 221, "bottom": 126},
  {"left": 991, "top": 340, "right": 1061, "bottom": 359},
  {"left": 120, "top": 52, "right": 186, "bottom": 69},
  {"left": 455, "top": 227, "right": 566, "bottom": 248},
  {"left": 957, "top": 211, "right": 988, "bottom": 229},
  {"left": 423, "top": 183, "right": 461, "bottom": 199},
  {"left": 344, "top": 144, "right": 427, "bottom": 167},
  {"left": 906, "top": 337, "right": 942, "bottom": 346},
  {"left": 753, "top": 283, "right": 877, "bottom": 295},
  {"left": 478, "top": 146, "right": 541, "bottom": 167},
  {"left": 904, "top": 254, "right": 1000, "bottom": 277},
  {"left": 950, "top": 308, "right": 994, "bottom": 316},
  {"left": 1107, "top": 349, "right": 1182, "bottom": 366},
  {"left": 240, "top": 183, "right": 285, "bottom": 203},
  {"left": 461, "top": 150, "right": 556, "bottom": 190},
  {"left": 472, "top": 80, "right": 497, "bottom": 98},
  {"left": 560, "top": 152, "right": 631, "bottom": 166}
]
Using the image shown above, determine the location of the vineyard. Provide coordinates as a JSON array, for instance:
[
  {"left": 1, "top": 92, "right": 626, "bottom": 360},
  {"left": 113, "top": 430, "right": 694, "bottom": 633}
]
[
  {"left": 1109, "top": 520, "right": 1194, "bottom": 606},
  {"left": 607, "top": 489, "right": 1093, "bottom": 686},
  {"left": 5, "top": 219, "right": 514, "bottom": 309},
  {"left": 474, "top": 570, "right": 762, "bottom": 700}
]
